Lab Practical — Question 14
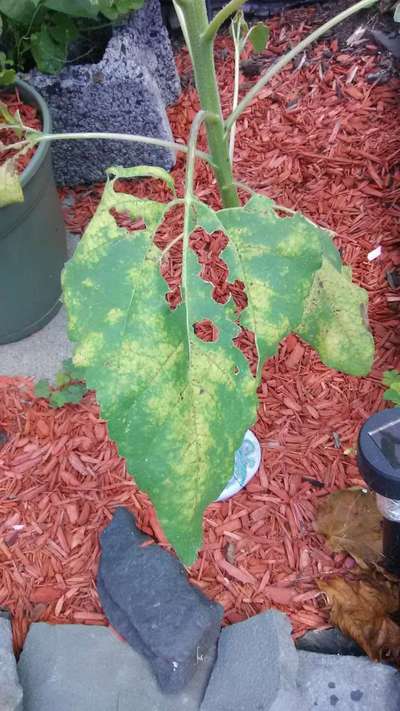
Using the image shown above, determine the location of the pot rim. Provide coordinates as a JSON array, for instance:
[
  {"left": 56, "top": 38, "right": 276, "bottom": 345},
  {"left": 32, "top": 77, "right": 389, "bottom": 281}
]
[{"left": 1, "top": 78, "right": 52, "bottom": 189}]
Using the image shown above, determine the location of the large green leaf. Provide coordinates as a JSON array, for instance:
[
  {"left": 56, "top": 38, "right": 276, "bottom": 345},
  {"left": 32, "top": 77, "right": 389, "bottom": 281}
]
[
  {"left": 63, "top": 169, "right": 257, "bottom": 563},
  {"left": 216, "top": 194, "right": 324, "bottom": 374},
  {"left": 0, "top": 0, "right": 35, "bottom": 24}
]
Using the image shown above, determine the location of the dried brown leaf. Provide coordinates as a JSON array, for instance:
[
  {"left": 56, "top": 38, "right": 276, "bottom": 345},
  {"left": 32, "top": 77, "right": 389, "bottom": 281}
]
[
  {"left": 318, "top": 576, "right": 400, "bottom": 663},
  {"left": 316, "top": 488, "right": 383, "bottom": 569}
]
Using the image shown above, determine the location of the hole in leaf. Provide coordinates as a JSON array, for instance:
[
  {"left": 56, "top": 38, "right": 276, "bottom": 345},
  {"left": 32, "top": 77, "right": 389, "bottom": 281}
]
[
  {"left": 110, "top": 208, "right": 146, "bottom": 232},
  {"left": 193, "top": 320, "right": 219, "bottom": 343}
]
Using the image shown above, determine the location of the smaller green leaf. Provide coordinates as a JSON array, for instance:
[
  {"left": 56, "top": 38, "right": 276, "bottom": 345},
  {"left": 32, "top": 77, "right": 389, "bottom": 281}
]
[
  {"left": 48, "top": 15, "right": 78, "bottom": 46},
  {"left": 247, "top": 22, "right": 269, "bottom": 53},
  {"left": 49, "top": 383, "right": 87, "bottom": 408},
  {"left": 62, "top": 357, "right": 86, "bottom": 381},
  {"left": 383, "top": 388, "right": 400, "bottom": 405},
  {"left": 30, "top": 26, "right": 67, "bottom": 74},
  {"left": 394, "top": 2, "right": 400, "bottom": 22},
  {"left": 383, "top": 370, "right": 400, "bottom": 387},
  {"left": 35, "top": 379, "right": 51, "bottom": 399},
  {"left": 0, "top": 161, "right": 24, "bottom": 208}
]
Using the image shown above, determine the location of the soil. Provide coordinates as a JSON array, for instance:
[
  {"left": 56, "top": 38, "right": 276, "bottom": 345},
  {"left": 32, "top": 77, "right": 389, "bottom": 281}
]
[{"left": 0, "top": 89, "right": 42, "bottom": 173}]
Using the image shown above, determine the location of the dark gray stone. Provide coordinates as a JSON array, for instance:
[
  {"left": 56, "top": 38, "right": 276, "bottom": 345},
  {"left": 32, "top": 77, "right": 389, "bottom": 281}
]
[
  {"left": 116, "top": 0, "right": 181, "bottom": 106},
  {"left": 200, "top": 610, "right": 311, "bottom": 711},
  {"left": 28, "top": 0, "right": 180, "bottom": 186},
  {"left": 97, "top": 507, "right": 223, "bottom": 693},
  {"left": 297, "top": 651, "right": 400, "bottom": 711},
  {"left": 296, "top": 627, "right": 364, "bottom": 656},
  {"left": 18, "top": 623, "right": 216, "bottom": 711},
  {"left": 0, "top": 617, "right": 23, "bottom": 711}
]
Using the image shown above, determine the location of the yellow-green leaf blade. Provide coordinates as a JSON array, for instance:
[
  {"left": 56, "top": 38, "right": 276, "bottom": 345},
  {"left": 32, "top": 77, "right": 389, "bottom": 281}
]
[{"left": 296, "top": 258, "right": 374, "bottom": 376}]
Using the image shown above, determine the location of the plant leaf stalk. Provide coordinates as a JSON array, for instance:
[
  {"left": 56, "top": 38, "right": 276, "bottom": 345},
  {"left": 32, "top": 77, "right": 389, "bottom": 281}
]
[{"left": 3, "top": 130, "right": 212, "bottom": 165}]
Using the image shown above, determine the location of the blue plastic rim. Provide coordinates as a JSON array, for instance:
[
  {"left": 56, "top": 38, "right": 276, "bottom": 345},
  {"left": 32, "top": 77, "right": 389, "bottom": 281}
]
[{"left": 217, "top": 430, "right": 261, "bottom": 501}]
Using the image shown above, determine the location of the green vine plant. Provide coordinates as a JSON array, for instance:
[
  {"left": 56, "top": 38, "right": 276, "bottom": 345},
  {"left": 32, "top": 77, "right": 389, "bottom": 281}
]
[
  {"left": 1, "top": 0, "right": 377, "bottom": 563},
  {"left": 0, "top": 0, "right": 144, "bottom": 77}
]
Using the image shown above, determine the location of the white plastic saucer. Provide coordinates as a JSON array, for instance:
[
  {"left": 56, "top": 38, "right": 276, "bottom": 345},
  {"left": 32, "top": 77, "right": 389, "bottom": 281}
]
[{"left": 217, "top": 430, "right": 261, "bottom": 502}]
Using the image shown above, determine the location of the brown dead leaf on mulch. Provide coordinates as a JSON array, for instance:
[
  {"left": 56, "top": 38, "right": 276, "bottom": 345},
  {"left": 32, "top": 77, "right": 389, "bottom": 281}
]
[
  {"left": 316, "top": 488, "right": 383, "bottom": 569},
  {"left": 318, "top": 576, "right": 400, "bottom": 663}
]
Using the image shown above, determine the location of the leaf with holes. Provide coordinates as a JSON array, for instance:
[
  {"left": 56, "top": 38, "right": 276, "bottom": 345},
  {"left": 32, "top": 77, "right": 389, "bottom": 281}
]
[
  {"left": 62, "top": 168, "right": 257, "bottom": 563},
  {"left": 215, "top": 194, "right": 324, "bottom": 376},
  {"left": 196, "top": 194, "right": 373, "bottom": 379}
]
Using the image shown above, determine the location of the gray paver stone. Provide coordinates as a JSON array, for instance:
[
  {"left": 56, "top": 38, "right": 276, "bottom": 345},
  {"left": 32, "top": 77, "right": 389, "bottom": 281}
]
[
  {"left": 200, "top": 610, "right": 311, "bottom": 711},
  {"left": 297, "top": 650, "right": 400, "bottom": 711},
  {"left": 18, "top": 623, "right": 215, "bottom": 711},
  {"left": 0, "top": 617, "right": 23, "bottom": 711}
]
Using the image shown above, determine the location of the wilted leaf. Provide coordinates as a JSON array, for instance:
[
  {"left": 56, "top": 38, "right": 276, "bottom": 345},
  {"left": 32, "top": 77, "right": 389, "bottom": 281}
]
[
  {"left": 316, "top": 488, "right": 383, "bottom": 569},
  {"left": 318, "top": 576, "right": 400, "bottom": 662},
  {"left": 0, "top": 161, "right": 24, "bottom": 208},
  {"left": 296, "top": 258, "right": 374, "bottom": 376}
]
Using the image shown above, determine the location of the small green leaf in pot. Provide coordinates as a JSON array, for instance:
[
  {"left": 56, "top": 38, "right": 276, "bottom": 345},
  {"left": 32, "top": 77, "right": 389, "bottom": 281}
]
[{"left": 247, "top": 22, "right": 269, "bottom": 53}]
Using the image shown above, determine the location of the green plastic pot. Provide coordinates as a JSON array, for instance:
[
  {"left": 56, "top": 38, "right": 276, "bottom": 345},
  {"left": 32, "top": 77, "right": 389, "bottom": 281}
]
[{"left": 0, "top": 79, "right": 67, "bottom": 345}]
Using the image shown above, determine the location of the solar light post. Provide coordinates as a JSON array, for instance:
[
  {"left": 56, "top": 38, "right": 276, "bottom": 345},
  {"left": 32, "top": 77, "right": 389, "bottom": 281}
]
[{"left": 358, "top": 408, "right": 400, "bottom": 576}]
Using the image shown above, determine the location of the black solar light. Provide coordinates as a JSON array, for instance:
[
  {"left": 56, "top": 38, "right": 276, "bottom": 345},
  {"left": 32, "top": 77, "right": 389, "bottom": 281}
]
[{"left": 358, "top": 408, "right": 400, "bottom": 576}]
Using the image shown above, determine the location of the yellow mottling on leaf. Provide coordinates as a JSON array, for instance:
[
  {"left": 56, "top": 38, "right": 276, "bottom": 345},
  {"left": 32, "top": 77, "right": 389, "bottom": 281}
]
[
  {"left": 106, "top": 308, "right": 124, "bottom": 324},
  {"left": 74, "top": 332, "right": 104, "bottom": 367}
]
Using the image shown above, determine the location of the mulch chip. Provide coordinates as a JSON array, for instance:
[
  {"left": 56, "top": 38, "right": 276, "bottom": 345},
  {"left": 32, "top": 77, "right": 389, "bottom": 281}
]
[{"left": 2, "top": 7, "right": 400, "bottom": 651}]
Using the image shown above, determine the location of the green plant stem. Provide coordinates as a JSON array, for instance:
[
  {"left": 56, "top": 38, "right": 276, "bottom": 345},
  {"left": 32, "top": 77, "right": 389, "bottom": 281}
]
[
  {"left": 225, "top": 0, "right": 378, "bottom": 132},
  {"left": 229, "top": 20, "right": 241, "bottom": 164},
  {"left": 4, "top": 130, "right": 212, "bottom": 164},
  {"left": 203, "top": 0, "right": 246, "bottom": 41},
  {"left": 178, "top": 0, "right": 240, "bottom": 207}
]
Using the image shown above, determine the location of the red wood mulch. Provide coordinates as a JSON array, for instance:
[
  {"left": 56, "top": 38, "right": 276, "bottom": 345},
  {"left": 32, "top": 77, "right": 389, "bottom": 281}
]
[
  {"left": 0, "top": 89, "right": 41, "bottom": 171},
  {"left": 1, "top": 7, "right": 400, "bottom": 652}
]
